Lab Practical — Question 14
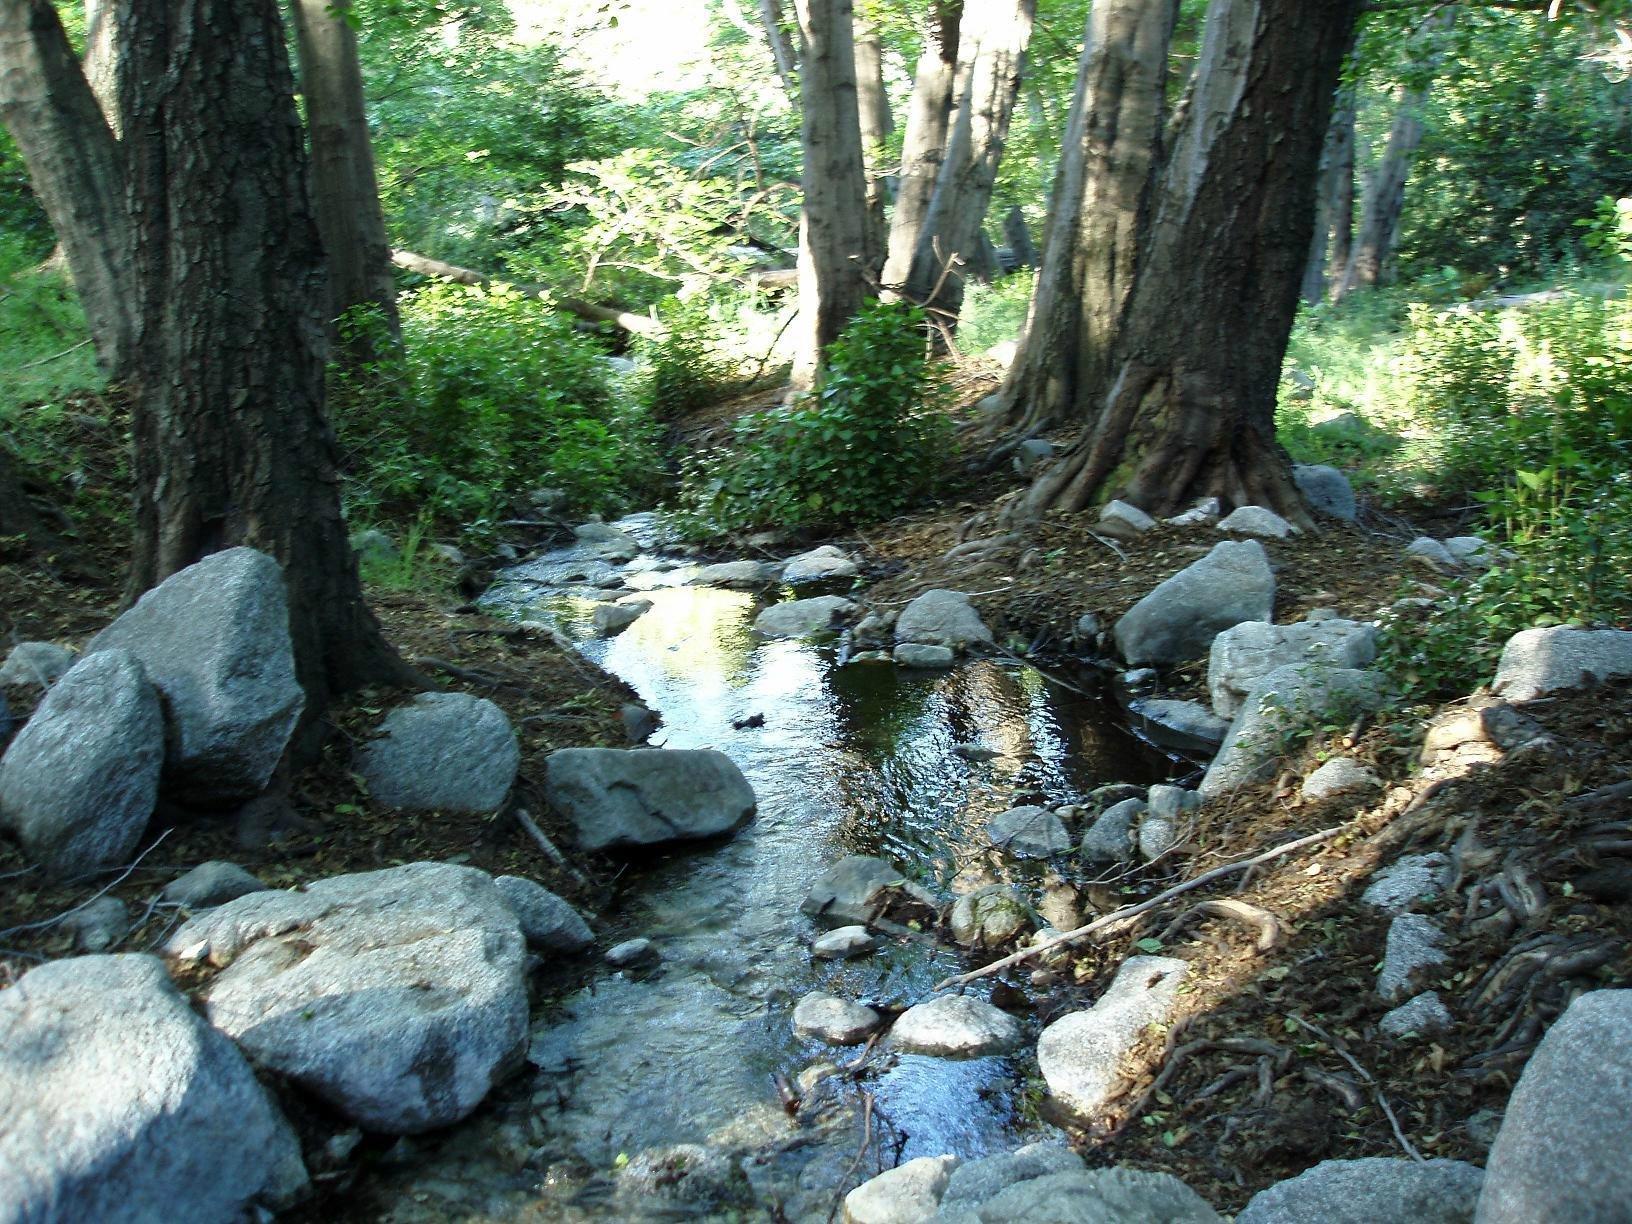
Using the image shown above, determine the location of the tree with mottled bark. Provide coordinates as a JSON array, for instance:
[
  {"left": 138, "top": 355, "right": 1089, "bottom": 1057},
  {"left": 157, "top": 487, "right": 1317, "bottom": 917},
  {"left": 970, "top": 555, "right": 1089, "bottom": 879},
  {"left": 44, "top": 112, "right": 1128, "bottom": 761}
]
[
  {"left": 880, "top": 1, "right": 962, "bottom": 298},
  {"left": 792, "top": 0, "right": 872, "bottom": 384},
  {"left": 118, "top": 0, "right": 411, "bottom": 710},
  {"left": 990, "top": 0, "right": 1177, "bottom": 446},
  {"left": 853, "top": 14, "right": 893, "bottom": 272},
  {"left": 1302, "top": 87, "right": 1355, "bottom": 304},
  {"left": 1016, "top": 0, "right": 1363, "bottom": 524}
]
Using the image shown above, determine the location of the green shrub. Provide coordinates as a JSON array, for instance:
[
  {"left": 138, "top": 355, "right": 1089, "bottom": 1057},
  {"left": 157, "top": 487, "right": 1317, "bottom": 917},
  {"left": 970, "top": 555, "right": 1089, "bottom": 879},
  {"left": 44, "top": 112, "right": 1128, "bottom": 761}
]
[
  {"left": 679, "top": 300, "right": 950, "bottom": 535},
  {"left": 629, "top": 296, "right": 741, "bottom": 420},
  {"left": 958, "top": 269, "right": 1036, "bottom": 355},
  {"left": 331, "top": 284, "right": 662, "bottom": 534}
]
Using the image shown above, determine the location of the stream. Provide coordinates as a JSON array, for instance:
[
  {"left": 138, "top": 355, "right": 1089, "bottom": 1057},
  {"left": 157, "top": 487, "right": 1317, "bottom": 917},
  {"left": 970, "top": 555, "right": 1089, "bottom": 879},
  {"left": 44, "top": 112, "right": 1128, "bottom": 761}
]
[{"left": 365, "top": 517, "right": 1175, "bottom": 1221}]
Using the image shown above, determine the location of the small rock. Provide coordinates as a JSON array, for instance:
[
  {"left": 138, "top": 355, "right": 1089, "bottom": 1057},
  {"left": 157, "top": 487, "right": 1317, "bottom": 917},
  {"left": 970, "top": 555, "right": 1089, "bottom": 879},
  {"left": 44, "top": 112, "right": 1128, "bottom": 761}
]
[
  {"left": 1443, "top": 535, "right": 1501, "bottom": 568},
  {"left": 357, "top": 692, "right": 519, "bottom": 814},
  {"left": 162, "top": 861, "right": 268, "bottom": 909},
  {"left": 987, "top": 806, "right": 1072, "bottom": 858},
  {"left": 894, "top": 643, "right": 956, "bottom": 668},
  {"left": 0, "top": 641, "right": 76, "bottom": 688},
  {"left": 844, "top": 1154, "right": 959, "bottom": 1224},
  {"left": 890, "top": 994, "right": 1022, "bottom": 1058},
  {"left": 1208, "top": 617, "right": 1379, "bottom": 720},
  {"left": 1218, "top": 505, "right": 1298, "bottom": 539},
  {"left": 1378, "top": 913, "right": 1448, "bottom": 1003},
  {"left": 1129, "top": 698, "right": 1230, "bottom": 752},
  {"left": 895, "top": 590, "right": 994, "bottom": 651},
  {"left": 1166, "top": 497, "right": 1223, "bottom": 527},
  {"left": 802, "top": 855, "right": 922, "bottom": 925},
  {"left": 949, "top": 886, "right": 1032, "bottom": 947},
  {"left": 428, "top": 542, "right": 466, "bottom": 567},
  {"left": 1492, "top": 627, "right": 1632, "bottom": 703},
  {"left": 853, "top": 612, "right": 896, "bottom": 648},
  {"left": 1121, "top": 668, "right": 1158, "bottom": 688},
  {"left": 1138, "top": 785, "right": 1196, "bottom": 862},
  {"left": 574, "top": 520, "right": 638, "bottom": 551},
  {"left": 1302, "top": 757, "right": 1382, "bottom": 802},
  {"left": 621, "top": 703, "right": 660, "bottom": 744},
  {"left": 546, "top": 747, "right": 756, "bottom": 851},
  {"left": 792, "top": 991, "right": 880, "bottom": 1045},
  {"left": 690, "top": 560, "right": 778, "bottom": 588},
  {"left": 752, "top": 595, "right": 857, "bottom": 640},
  {"left": 592, "top": 599, "right": 652, "bottom": 636},
  {"left": 782, "top": 545, "right": 860, "bottom": 585},
  {"left": 1089, "top": 783, "right": 1147, "bottom": 809},
  {"left": 1294, "top": 465, "right": 1358, "bottom": 522},
  {"left": 1114, "top": 540, "right": 1276, "bottom": 666},
  {"left": 1014, "top": 438, "right": 1054, "bottom": 474},
  {"left": 812, "top": 925, "right": 876, "bottom": 959},
  {"left": 1237, "top": 1157, "right": 1482, "bottom": 1224},
  {"left": 1361, "top": 854, "right": 1448, "bottom": 914},
  {"left": 616, "top": 1143, "right": 751, "bottom": 1211},
  {"left": 1081, "top": 798, "right": 1145, "bottom": 863},
  {"left": 606, "top": 937, "right": 659, "bottom": 968},
  {"left": 1379, "top": 991, "right": 1453, "bottom": 1038},
  {"left": 952, "top": 742, "right": 1001, "bottom": 761},
  {"left": 61, "top": 895, "right": 129, "bottom": 952},
  {"left": 1074, "top": 612, "right": 1101, "bottom": 639},
  {"left": 1406, "top": 537, "right": 1459, "bottom": 570},
  {"left": 1037, "top": 956, "right": 1188, "bottom": 1117},
  {"left": 494, "top": 875, "right": 593, "bottom": 953},
  {"left": 1099, "top": 500, "right": 1157, "bottom": 536}
]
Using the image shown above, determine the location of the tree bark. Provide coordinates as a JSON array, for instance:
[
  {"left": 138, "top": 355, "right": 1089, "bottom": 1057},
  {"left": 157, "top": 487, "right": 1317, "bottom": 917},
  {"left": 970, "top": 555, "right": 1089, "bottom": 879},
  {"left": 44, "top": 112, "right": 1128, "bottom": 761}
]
[
  {"left": 758, "top": 0, "right": 799, "bottom": 98},
  {"left": 853, "top": 17, "right": 893, "bottom": 273},
  {"left": 289, "top": 0, "right": 402, "bottom": 358},
  {"left": 1018, "top": 0, "right": 1363, "bottom": 525},
  {"left": 992, "top": 0, "right": 1176, "bottom": 443},
  {"left": 0, "top": 0, "right": 134, "bottom": 381},
  {"left": 119, "top": 0, "right": 411, "bottom": 713},
  {"left": 880, "top": 1, "right": 962, "bottom": 297},
  {"left": 791, "top": 0, "right": 872, "bottom": 385},
  {"left": 897, "top": 0, "right": 1035, "bottom": 321},
  {"left": 1335, "top": 84, "right": 1428, "bottom": 298},
  {"left": 83, "top": 0, "right": 118, "bottom": 131},
  {"left": 1302, "top": 86, "right": 1355, "bottom": 305},
  {"left": 1002, "top": 204, "right": 1036, "bottom": 269}
]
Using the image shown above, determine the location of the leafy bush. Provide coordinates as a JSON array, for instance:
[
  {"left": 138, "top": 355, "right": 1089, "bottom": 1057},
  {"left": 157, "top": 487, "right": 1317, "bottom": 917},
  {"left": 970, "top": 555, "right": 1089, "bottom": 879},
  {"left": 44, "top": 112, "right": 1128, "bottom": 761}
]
[
  {"left": 958, "top": 269, "right": 1036, "bottom": 355},
  {"left": 679, "top": 301, "right": 950, "bottom": 535},
  {"left": 331, "top": 284, "right": 661, "bottom": 533},
  {"left": 629, "top": 296, "right": 742, "bottom": 420}
]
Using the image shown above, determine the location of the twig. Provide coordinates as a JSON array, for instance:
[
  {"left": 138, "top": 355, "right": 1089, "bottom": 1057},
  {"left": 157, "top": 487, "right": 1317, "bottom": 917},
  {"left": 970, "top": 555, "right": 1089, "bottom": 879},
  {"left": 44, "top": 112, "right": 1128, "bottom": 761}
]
[
  {"left": 1294, "top": 1014, "right": 1424, "bottom": 1163},
  {"left": 19, "top": 337, "right": 92, "bottom": 369},
  {"left": 827, "top": 1090, "right": 877, "bottom": 1224},
  {"left": 514, "top": 808, "right": 592, "bottom": 890},
  {"left": 933, "top": 825, "right": 1343, "bottom": 990},
  {"left": 1086, "top": 531, "right": 1129, "bottom": 562},
  {"left": 0, "top": 829, "right": 173, "bottom": 940}
]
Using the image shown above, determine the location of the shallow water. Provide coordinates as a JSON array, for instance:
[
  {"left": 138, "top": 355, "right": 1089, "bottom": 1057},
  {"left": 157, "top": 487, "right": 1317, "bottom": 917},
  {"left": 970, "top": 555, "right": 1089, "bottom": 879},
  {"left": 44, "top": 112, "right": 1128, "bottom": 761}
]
[{"left": 370, "top": 523, "right": 1172, "bottom": 1220}]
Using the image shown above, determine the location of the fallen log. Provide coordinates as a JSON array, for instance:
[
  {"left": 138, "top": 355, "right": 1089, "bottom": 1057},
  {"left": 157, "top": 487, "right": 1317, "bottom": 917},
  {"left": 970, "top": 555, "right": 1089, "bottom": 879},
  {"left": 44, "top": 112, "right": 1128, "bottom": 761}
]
[{"left": 389, "top": 249, "right": 661, "bottom": 336}]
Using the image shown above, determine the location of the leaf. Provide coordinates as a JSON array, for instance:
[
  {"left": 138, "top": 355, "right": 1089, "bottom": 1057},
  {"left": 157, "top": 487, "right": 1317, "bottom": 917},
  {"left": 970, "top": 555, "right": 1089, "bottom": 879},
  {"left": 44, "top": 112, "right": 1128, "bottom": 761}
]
[{"left": 1136, "top": 937, "right": 1165, "bottom": 954}]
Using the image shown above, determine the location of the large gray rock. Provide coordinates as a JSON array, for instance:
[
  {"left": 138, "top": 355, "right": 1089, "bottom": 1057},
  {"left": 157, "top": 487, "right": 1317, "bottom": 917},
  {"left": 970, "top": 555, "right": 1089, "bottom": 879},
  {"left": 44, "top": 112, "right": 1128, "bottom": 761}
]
[
  {"left": 895, "top": 643, "right": 956, "bottom": 669},
  {"left": 62, "top": 895, "right": 129, "bottom": 952},
  {"left": 0, "top": 954, "right": 307, "bottom": 1222},
  {"left": 357, "top": 692, "right": 519, "bottom": 813},
  {"left": 1218, "top": 505, "right": 1298, "bottom": 539},
  {"left": 951, "top": 1168, "right": 1220, "bottom": 1223},
  {"left": 890, "top": 994, "right": 1022, "bottom": 1058},
  {"left": 1491, "top": 627, "right": 1632, "bottom": 703},
  {"left": 546, "top": 747, "right": 756, "bottom": 851},
  {"left": 1128, "top": 698, "right": 1230, "bottom": 752},
  {"left": 1379, "top": 991, "right": 1453, "bottom": 1039},
  {"left": 1200, "top": 665, "right": 1386, "bottom": 798},
  {"left": 793, "top": 991, "right": 880, "bottom": 1045},
  {"left": 1238, "top": 1157, "right": 1482, "bottom": 1224},
  {"left": 1294, "top": 464, "right": 1358, "bottom": 522},
  {"left": 802, "top": 855, "right": 919, "bottom": 925},
  {"left": 1098, "top": 500, "right": 1156, "bottom": 537},
  {"left": 1208, "top": 618, "right": 1379, "bottom": 719},
  {"left": 782, "top": 545, "right": 859, "bottom": 585},
  {"left": 1302, "top": 756, "right": 1382, "bottom": 802},
  {"left": 752, "top": 595, "right": 856, "bottom": 640},
  {"left": 895, "top": 590, "right": 995, "bottom": 651},
  {"left": 1037, "top": 955, "right": 1188, "bottom": 1118},
  {"left": 934, "top": 1144, "right": 1083, "bottom": 1218},
  {"left": 987, "top": 806, "right": 1071, "bottom": 858},
  {"left": 166, "top": 862, "right": 529, "bottom": 1133},
  {"left": 0, "top": 640, "right": 75, "bottom": 688},
  {"left": 1478, "top": 990, "right": 1632, "bottom": 1223},
  {"left": 690, "top": 560, "right": 779, "bottom": 588},
  {"left": 846, "top": 1155, "right": 960, "bottom": 1224},
  {"left": 1114, "top": 541, "right": 1275, "bottom": 666},
  {"left": 592, "top": 599, "right": 652, "bottom": 636},
  {"left": 494, "top": 874, "right": 593, "bottom": 953},
  {"left": 1081, "top": 798, "right": 1144, "bottom": 864},
  {"left": 85, "top": 548, "right": 304, "bottom": 805},
  {"left": 0, "top": 650, "right": 164, "bottom": 876}
]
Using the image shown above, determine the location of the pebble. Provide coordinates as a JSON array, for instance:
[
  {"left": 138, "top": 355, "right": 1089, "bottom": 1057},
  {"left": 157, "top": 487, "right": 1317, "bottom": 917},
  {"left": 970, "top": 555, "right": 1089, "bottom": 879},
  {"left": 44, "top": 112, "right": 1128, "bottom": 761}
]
[{"left": 811, "top": 926, "right": 876, "bottom": 960}]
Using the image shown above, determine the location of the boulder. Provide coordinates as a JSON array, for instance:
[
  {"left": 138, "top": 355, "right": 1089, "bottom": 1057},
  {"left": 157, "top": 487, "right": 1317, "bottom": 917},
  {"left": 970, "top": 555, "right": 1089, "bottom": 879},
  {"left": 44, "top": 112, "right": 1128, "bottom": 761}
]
[
  {"left": 1444, "top": 535, "right": 1502, "bottom": 568},
  {"left": 1208, "top": 618, "right": 1379, "bottom": 719},
  {"left": 793, "top": 991, "right": 880, "bottom": 1045},
  {"left": 1218, "top": 506, "right": 1299, "bottom": 539},
  {"left": 813, "top": 925, "right": 877, "bottom": 959},
  {"left": 1302, "top": 757, "right": 1382, "bottom": 802},
  {"left": 691, "top": 560, "right": 779, "bottom": 588},
  {"left": 0, "top": 650, "right": 164, "bottom": 876},
  {"left": 802, "top": 855, "right": 927, "bottom": 925},
  {"left": 1075, "top": 612, "right": 1101, "bottom": 639},
  {"left": 845, "top": 1155, "right": 959, "bottom": 1224},
  {"left": 0, "top": 640, "right": 76, "bottom": 688},
  {"left": 357, "top": 692, "right": 519, "bottom": 813},
  {"left": 1378, "top": 913, "right": 1448, "bottom": 1003},
  {"left": 162, "top": 861, "right": 267, "bottom": 909},
  {"left": 1491, "top": 627, "right": 1632, "bottom": 703},
  {"left": 1200, "top": 665, "right": 1386, "bottom": 798},
  {"left": 950, "top": 885, "right": 1032, "bottom": 947},
  {"left": 951, "top": 1169, "right": 1220, "bottom": 1223},
  {"left": 545, "top": 747, "right": 755, "bottom": 852},
  {"left": 1361, "top": 854, "right": 1449, "bottom": 914},
  {"left": 62, "top": 895, "right": 130, "bottom": 952},
  {"left": 1081, "top": 798, "right": 1145, "bottom": 863},
  {"left": 890, "top": 995, "right": 1023, "bottom": 1058},
  {"left": 1379, "top": 991, "right": 1453, "bottom": 1039},
  {"left": 752, "top": 595, "right": 857, "bottom": 640},
  {"left": 0, "top": 954, "right": 307, "bottom": 1222},
  {"left": 1037, "top": 955, "right": 1188, "bottom": 1117},
  {"left": 1407, "top": 537, "right": 1458, "bottom": 570},
  {"left": 1166, "top": 497, "right": 1223, "bottom": 528},
  {"left": 1478, "top": 990, "right": 1632, "bottom": 1223},
  {"left": 895, "top": 643, "right": 956, "bottom": 669},
  {"left": 934, "top": 1144, "right": 1083, "bottom": 1218},
  {"left": 574, "top": 521, "right": 639, "bottom": 558},
  {"left": 592, "top": 599, "right": 652, "bottom": 636},
  {"left": 494, "top": 875, "right": 593, "bottom": 953},
  {"left": 895, "top": 590, "right": 995, "bottom": 651},
  {"left": 782, "top": 545, "right": 859, "bottom": 585},
  {"left": 1237, "top": 1157, "right": 1482, "bottom": 1224},
  {"left": 84, "top": 548, "right": 304, "bottom": 805},
  {"left": 349, "top": 527, "right": 396, "bottom": 565},
  {"left": 1098, "top": 500, "right": 1157, "bottom": 537},
  {"left": 1114, "top": 541, "right": 1275, "bottom": 666},
  {"left": 1129, "top": 698, "right": 1230, "bottom": 753},
  {"left": 987, "top": 806, "right": 1072, "bottom": 858},
  {"left": 1294, "top": 464, "right": 1358, "bottom": 522},
  {"left": 166, "top": 861, "right": 529, "bottom": 1134}
]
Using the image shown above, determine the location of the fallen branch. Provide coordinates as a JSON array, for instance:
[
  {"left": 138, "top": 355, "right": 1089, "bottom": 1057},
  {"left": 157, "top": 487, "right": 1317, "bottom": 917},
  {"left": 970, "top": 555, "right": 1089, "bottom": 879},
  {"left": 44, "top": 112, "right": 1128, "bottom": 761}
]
[
  {"left": 933, "top": 825, "right": 1343, "bottom": 991},
  {"left": 1294, "top": 1014, "right": 1424, "bottom": 1163},
  {"left": 0, "top": 829, "right": 173, "bottom": 940},
  {"left": 19, "top": 337, "right": 92, "bottom": 369},
  {"left": 390, "top": 249, "right": 660, "bottom": 336},
  {"left": 514, "top": 808, "right": 592, "bottom": 890}
]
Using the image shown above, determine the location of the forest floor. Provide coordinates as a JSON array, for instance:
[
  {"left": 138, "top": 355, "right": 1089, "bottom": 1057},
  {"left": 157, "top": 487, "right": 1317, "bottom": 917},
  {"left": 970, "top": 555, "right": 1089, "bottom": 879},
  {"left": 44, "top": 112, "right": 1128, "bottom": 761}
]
[{"left": 1, "top": 374, "right": 1628, "bottom": 1216}]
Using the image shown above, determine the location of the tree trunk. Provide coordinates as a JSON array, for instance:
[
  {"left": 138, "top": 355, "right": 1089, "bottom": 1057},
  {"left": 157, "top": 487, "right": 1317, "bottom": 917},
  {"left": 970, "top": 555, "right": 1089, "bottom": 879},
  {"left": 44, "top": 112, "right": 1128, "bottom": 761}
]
[
  {"left": 853, "top": 17, "right": 893, "bottom": 273},
  {"left": 1335, "top": 84, "right": 1428, "bottom": 298},
  {"left": 289, "top": 0, "right": 402, "bottom": 358},
  {"left": 1002, "top": 204, "right": 1036, "bottom": 269},
  {"left": 897, "top": 0, "right": 1035, "bottom": 321},
  {"left": 880, "top": 1, "right": 962, "bottom": 297},
  {"left": 1302, "top": 86, "right": 1354, "bottom": 305},
  {"left": 1019, "top": 0, "right": 1362, "bottom": 525},
  {"left": 83, "top": 0, "right": 118, "bottom": 131},
  {"left": 992, "top": 0, "right": 1176, "bottom": 443},
  {"left": 0, "top": 0, "right": 134, "bottom": 381},
  {"left": 119, "top": 0, "right": 411, "bottom": 713},
  {"left": 791, "top": 0, "right": 872, "bottom": 385},
  {"left": 758, "top": 0, "right": 799, "bottom": 98}
]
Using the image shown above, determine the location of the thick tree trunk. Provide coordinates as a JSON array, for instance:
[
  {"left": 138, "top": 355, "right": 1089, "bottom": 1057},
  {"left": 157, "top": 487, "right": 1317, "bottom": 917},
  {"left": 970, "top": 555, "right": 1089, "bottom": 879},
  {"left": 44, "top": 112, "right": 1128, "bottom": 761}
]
[
  {"left": 1019, "top": 0, "right": 1362, "bottom": 525},
  {"left": 1302, "top": 87, "right": 1355, "bottom": 305},
  {"left": 1334, "top": 84, "right": 1428, "bottom": 298},
  {"left": 119, "top": 0, "right": 410, "bottom": 713},
  {"left": 853, "top": 18, "right": 893, "bottom": 273},
  {"left": 898, "top": 0, "right": 1035, "bottom": 321},
  {"left": 992, "top": 0, "right": 1176, "bottom": 443},
  {"left": 791, "top": 0, "right": 872, "bottom": 385},
  {"left": 83, "top": 0, "right": 118, "bottom": 131},
  {"left": 880, "top": 1, "right": 962, "bottom": 297},
  {"left": 289, "top": 0, "right": 402, "bottom": 358},
  {"left": 0, "top": 0, "right": 134, "bottom": 381}
]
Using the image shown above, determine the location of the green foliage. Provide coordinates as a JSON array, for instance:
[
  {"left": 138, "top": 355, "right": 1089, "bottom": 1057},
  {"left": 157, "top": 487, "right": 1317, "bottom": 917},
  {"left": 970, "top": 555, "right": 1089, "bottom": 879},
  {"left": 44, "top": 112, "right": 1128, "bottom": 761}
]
[
  {"left": 958, "top": 269, "right": 1036, "bottom": 355},
  {"left": 629, "top": 296, "right": 742, "bottom": 420},
  {"left": 679, "top": 301, "right": 950, "bottom": 535},
  {"left": 331, "top": 285, "right": 661, "bottom": 533},
  {"left": 1579, "top": 196, "right": 1632, "bottom": 264}
]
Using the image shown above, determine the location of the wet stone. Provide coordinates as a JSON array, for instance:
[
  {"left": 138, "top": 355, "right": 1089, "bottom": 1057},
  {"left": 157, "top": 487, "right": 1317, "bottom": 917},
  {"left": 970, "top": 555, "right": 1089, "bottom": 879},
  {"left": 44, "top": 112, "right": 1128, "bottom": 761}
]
[
  {"left": 888, "top": 994, "right": 1023, "bottom": 1059},
  {"left": 812, "top": 925, "right": 876, "bottom": 959},
  {"left": 986, "top": 806, "right": 1071, "bottom": 858},
  {"left": 792, "top": 991, "right": 880, "bottom": 1046},
  {"left": 606, "top": 938, "right": 659, "bottom": 969}
]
